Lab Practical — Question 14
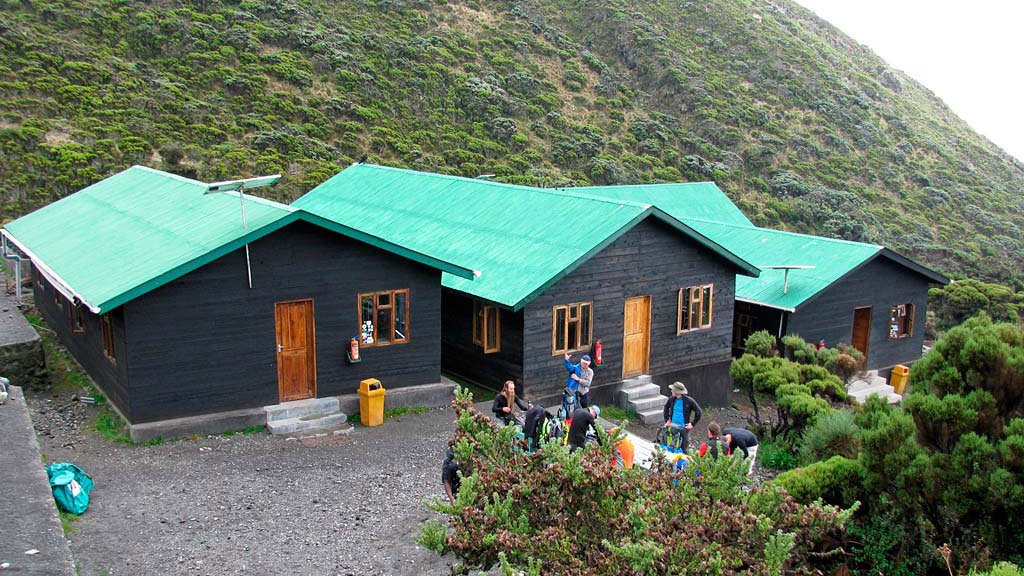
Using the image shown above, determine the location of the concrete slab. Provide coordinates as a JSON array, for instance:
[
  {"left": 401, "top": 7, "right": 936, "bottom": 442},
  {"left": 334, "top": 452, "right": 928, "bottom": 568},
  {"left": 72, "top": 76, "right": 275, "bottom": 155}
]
[
  {"left": 128, "top": 406, "right": 266, "bottom": 443},
  {"left": 0, "top": 385, "right": 76, "bottom": 575},
  {"left": 0, "top": 291, "right": 38, "bottom": 347}
]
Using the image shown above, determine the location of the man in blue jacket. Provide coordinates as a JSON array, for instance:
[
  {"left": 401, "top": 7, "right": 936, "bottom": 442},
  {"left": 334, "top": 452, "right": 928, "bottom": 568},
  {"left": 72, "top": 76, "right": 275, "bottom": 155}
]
[
  {"left": 562, "top": 352, "right": 594, "bottom": 415},
  {"left": 662, "top": 381, "right": 702, "bottom": 453}
]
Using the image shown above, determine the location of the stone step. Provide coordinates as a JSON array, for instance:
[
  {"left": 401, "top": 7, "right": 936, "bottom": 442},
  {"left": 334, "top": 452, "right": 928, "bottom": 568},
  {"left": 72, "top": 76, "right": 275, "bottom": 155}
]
[
  {"left": 628, "top": 395, "right": 667, "bottom": 413},
  {"left": 618, "top": 383, "right": 662, "bottom": 403},
  {"left": 637, "top": 407, "right": 665, "bottom": 425},
  {"left": 267, "top": 411, "right": 347, "bottom": 435},
  {"left": 264, "top": 397, "right": 339, "bottom": 423},
  {"left": 886, "top": 393, "right": 903, "bottom": 405},
  {"left": 849, "top": 384, "right": 895, "bottom": 404},
  {"left": 284, "top": 422, "right": 354, "bottom": 441},
  {"left": 847, "top": 376, "right": 888, "bottom": 394}
]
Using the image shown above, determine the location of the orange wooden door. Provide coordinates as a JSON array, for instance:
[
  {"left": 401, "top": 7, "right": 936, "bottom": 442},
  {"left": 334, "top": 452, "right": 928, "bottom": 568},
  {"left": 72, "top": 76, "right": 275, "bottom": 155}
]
[
  {"left": 622, "top": 296, "right": 651, "bottom": 378},
  {"left": 275, "top": 299, "right": 317, "bottom": 402},
  {"left": 851, "top": 306, "right": 872, "bottom": 362}
]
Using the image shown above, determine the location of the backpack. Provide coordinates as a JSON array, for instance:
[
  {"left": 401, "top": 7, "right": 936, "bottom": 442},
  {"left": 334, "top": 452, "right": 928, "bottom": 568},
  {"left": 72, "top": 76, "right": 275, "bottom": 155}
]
[
  {"left": 703, "top": 437, "right": 728, "bottom": 459},
  {"left": 45, "top": 462, "right": 93, "bottom": 515},
  {"left": 541, "top": 417, "right": 566, "bottom": 446}
]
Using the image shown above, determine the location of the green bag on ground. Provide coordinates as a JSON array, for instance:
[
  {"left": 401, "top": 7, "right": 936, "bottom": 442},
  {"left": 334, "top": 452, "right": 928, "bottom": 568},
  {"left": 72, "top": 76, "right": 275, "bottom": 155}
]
[{"left": 45, "top": 462, "right": 94, "bottom": 515}]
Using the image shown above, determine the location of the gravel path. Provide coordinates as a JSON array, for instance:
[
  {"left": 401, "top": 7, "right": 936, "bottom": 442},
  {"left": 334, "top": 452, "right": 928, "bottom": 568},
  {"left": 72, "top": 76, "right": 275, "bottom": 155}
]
[{"left": 28, "top": 387, "right": 459, "bottom": 576}]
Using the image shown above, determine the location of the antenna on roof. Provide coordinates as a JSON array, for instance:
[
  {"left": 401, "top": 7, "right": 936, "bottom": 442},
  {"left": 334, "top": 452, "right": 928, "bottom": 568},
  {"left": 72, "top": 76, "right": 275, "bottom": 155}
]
[
  {"left": 204, "top": 174, "right": 281, "bottom": 289},
  {"left": 764, "top": 265, "right": 815, "bottom": 294},
  {"left": 475, "top": 174, "right": 496, "bottom": 180}
]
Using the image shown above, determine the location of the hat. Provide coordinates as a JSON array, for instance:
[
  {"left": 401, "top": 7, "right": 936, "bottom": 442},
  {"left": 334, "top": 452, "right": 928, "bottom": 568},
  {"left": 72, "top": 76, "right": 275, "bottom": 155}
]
[
  {"left": 581, "top": 354, "right": 592, "bottom": 363},
  {"left": 669, "top": 381, "right": 688, "bottom": 395},
  {"left": 592, "top": 405, "right": 601, "bottom": 419}
]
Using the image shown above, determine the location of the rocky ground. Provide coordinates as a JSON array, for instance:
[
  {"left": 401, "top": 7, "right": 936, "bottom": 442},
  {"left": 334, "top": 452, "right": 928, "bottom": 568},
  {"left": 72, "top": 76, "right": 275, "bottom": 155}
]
[{"left": 27, "top": 383, "right": 464, "bottom": 576}]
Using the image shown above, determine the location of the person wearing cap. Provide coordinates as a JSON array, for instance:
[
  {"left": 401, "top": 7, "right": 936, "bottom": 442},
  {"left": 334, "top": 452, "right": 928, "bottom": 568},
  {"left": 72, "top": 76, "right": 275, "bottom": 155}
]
[
  {"left": 567, "top": 405, "right": 601, "bottom": 452},
  {"left": 563, "top": 351, "right": 594, "bottom": 413},
  {"left": 663, "top": 381, "right": 702, "bottom": 453}
]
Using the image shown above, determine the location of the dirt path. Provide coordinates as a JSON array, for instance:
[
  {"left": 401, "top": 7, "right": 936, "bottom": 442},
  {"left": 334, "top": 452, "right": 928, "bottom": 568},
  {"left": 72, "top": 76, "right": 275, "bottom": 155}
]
[{"left": 28, "top": 385, "right": 458, "bottom": 576}]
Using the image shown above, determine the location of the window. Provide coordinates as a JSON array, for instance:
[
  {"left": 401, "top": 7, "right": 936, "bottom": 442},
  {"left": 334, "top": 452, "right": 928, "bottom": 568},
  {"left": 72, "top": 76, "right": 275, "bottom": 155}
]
[
  {"left": 101, "top": 313, "right": 116, "bottom": 363},
  {"left": 359, "top": 289, "right": 410, "bottom": 346},
  {"left": 552, "top": 302, "right": 593, "bottom": 355},
  {"left": 472, "top": 301, "right": 501, "bottom": 354},
  {"left": 70, "top": 304, "right": 86, "bottom": 334},
  {"left": 54, "top": 288, "right": 63, "bottom": 311},
  {"left": 678, "top": 284, "right": 714, "bottom": 333},
  {"left": 888, "top": 303, "right": 914, "bottom": 339}
]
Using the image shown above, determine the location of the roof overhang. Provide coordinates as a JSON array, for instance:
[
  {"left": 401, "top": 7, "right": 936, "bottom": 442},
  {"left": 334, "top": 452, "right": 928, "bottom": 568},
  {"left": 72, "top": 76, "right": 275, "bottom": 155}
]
[
  {"left": 735, "top": 296, "right": 795, "bottom": 313},
  {"left": 1, "top": 228, "right": 100, "bottom": 313},
  {"left": 878, "top": 248, "right": 950, "bottom": 285}
]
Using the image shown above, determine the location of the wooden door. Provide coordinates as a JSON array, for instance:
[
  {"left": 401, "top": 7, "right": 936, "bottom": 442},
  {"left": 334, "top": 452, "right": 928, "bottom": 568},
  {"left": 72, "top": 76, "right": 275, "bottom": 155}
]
[
  {"left": 851, "top": 306, "right": 872, "bottom": 362},
  {"left": 622, "top": 296, "right": 651, "bottom": 378},
  {"left": 275, "top": 299, "right": 317, "bottom": 402}
]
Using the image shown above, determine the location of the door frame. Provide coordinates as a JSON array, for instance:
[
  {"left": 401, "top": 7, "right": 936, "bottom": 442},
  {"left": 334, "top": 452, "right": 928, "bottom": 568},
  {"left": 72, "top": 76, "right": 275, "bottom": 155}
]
[
  {"left": 275, "top": 298, "right": 317, "bottom": 402},
  {"left": 622, "top": 295, "right": 651, "bottom": 379},
  {"left": 851, "top": 306, "right": 872, "bottom": 362}
]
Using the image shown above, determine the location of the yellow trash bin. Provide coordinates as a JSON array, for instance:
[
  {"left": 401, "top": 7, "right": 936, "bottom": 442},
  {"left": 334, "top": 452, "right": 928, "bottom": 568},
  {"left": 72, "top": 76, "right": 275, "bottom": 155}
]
[
  {"left": 358, "top": 378, "right": 386, "bottom": 427},
  {"left": 890, "top": 365, "right": 910, "bottom": 395}
]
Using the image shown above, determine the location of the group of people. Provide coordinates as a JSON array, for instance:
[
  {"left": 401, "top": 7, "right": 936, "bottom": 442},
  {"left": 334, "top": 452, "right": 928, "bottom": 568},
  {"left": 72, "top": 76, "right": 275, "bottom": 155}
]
[{"left": 442, "top": 353, "right": 759, "bottom": 504}]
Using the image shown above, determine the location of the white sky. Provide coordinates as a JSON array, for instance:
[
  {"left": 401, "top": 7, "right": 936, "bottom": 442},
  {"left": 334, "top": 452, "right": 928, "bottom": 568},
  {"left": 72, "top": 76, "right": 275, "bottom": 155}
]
[{"left": 795, "top": 1, "right": 1024, "bottom": 161}]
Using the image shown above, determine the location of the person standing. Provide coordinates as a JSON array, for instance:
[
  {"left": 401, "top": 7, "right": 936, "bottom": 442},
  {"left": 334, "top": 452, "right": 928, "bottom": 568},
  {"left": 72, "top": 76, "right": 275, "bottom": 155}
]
[
  {"left": 442, "top": 448, "right": 461, "bottom": 505},
  {"left": 522, "top": 403, "right": 549, "bottom": 451},
  {"left": 567, "top": 405, "right": 601, "bottom": 452},
  {"left": 662, "top": 381, "right": 702, "bottom": 453},
  {"left": 492, "top": 380, "right": 529, "bottom": 425},
  {"left": 564, "top": 352, "right": 594, "bottom": 410},
  {"left": 722, "top": 427, "right": 760, "bottom": 477}
]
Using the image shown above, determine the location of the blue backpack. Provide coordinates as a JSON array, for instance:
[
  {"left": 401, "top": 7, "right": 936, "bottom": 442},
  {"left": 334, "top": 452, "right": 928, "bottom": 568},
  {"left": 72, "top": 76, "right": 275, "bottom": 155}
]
[{"left": 45, "top": 463, "right": 94, "bottom": 515}]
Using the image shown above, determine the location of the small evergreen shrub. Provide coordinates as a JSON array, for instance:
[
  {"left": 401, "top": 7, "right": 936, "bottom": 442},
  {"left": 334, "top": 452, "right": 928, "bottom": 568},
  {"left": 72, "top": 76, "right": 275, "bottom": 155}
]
[{"left": 799, "top": 409, "right": 860, "bottom": 464}]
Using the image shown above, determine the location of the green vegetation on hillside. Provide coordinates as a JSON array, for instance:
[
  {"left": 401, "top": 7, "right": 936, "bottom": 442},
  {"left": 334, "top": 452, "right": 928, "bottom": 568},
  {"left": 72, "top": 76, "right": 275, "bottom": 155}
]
[{"left": 2, "top": 0, "right": 1022, "bottom": 286}]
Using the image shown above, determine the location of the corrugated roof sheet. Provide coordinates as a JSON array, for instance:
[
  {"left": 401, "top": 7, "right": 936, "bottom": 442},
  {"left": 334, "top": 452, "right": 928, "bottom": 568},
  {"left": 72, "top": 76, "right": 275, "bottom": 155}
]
[
  {"left": 2, "top": 166, "right": 475, "bottom": 313},
  {"left": 294, "top": 164, "right": 758, "bottom": 310},
  {"left": 581, "top": 182, "right": 753, "bottom": 227}
]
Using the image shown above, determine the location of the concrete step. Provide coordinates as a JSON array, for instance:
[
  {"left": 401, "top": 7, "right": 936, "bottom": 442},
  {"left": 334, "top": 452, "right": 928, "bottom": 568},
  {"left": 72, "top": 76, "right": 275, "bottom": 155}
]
[
  {"left": 628, "top": 395, "right": 667, "bottom": 413},
  {"left": 267, "top": 411, "right": 348, "bottom": 435},
  {"left": 848, "top": 376, "right": 889, "bottom": 394},
  {"left": 637, "top": 407, "right": 665, "bottom": 425},
  {"left": 618, "top": 383, "right": 661, "bottom": 403},
  {"left": 849, "top": 384, "right": 895, "bottom": 405},
  {"left": 284, "top": 422, "right": 354, "bottom": 441},
  {"left": 887, "top": 393, "right": 903, "bottom": 405},
  {"left": 635, "top": 374, "right": 653, "bottom": 384},
  {"left": 264, "top": 397, "right": 339, "bottom": 423}
]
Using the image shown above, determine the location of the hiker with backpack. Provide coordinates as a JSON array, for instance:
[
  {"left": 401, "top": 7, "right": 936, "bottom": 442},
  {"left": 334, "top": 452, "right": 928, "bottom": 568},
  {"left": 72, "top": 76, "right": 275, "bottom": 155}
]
[
  {"left": 522, "top": 403, "right": 550, "bottom": 451},
  {"left": 562, "top": 352, "right": 593, "bottom": 416},
  {"left": 567, "top": 405, "right": 602, "bottom": 452},
  {"left": 492, "top": 380, "right": 530, "bottom": 426},
  {"left": 698, "top": 422, "right": 730, "bottom": 459},
  {"left": 662, "top": 381, "right": 702, "bottom": 453}
]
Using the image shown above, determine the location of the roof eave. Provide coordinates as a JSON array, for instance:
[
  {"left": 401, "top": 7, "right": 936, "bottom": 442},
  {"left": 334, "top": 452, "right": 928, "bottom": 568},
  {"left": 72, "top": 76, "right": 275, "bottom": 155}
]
[
  {"left": 735, "top": 296, "right": 796, "bottom": 313},
  {"left": 2, "top": 228, "right": 101, "bottom": 313},
  {"left": 878, "top": 248, "right": 950, "bottom": 285},
  {"left": 648, "top": 208, "right": 761, "bottom": 278}
]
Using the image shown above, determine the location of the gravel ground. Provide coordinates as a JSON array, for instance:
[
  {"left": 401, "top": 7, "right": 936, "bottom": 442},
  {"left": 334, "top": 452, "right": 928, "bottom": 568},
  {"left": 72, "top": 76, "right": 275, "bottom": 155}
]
[{"left": 27, "top": 385, "right": 461, "bottom": 576}]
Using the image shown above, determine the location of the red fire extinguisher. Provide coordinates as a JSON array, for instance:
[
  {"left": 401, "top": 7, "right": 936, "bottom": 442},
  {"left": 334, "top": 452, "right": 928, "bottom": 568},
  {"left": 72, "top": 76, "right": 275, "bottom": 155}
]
[
  {"left": 594, "top": 339, "right": 603, "bottom": 365},
  {"left": 349, "top": 337, "right": 360, "bottom": 361}
]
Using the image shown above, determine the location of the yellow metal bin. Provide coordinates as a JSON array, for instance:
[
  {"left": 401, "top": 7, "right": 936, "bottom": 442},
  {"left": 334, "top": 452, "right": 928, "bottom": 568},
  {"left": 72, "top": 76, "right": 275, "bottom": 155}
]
[
  {"left": 358, "top": 378, "right": 386, "bottom": 426},
  {"left": 890, "top": 365, "right": 910, "bottom": 395}
]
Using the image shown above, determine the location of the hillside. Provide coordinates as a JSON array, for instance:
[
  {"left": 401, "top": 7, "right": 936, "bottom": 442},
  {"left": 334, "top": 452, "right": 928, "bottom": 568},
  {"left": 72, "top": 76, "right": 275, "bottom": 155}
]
[{"left": 2, "top": 0, "right": 1022, "bottom": 286}]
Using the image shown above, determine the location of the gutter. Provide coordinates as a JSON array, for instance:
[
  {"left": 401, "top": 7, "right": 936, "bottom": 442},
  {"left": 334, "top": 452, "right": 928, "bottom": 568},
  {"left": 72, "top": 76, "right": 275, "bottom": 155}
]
[{"left": 1, "top": 230, "right": 24, "bottom": 300}]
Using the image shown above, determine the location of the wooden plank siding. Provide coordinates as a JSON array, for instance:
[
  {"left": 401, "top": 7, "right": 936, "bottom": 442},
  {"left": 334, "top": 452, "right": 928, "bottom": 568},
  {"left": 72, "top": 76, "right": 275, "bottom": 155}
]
[
  {"left": 123, "top": 221, "right": 442, "bottom": 423},
  {"left": 786, "top": 256, "right": 931, "bottom": 371},
  {"left": 32, "top": 274, "right": 131, "bottom": 418},
  {"left": 520, "top": 217, "right": 737, "bottom": 404},
  {"left": 440, "top": 289, "right": 524, "bottom": 391}
]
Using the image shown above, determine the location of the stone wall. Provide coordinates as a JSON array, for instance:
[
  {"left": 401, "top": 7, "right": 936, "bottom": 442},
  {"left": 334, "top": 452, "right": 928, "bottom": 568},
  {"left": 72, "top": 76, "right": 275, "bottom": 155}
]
[{"left": 0, "top": 338, "right": 47, "bottom": 390}]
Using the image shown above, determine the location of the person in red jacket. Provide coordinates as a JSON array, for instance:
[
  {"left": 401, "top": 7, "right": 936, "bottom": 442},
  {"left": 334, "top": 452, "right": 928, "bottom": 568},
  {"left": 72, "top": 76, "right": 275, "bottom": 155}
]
[{"left": 698, "top": 422, "right": 730, "bottom": 459}]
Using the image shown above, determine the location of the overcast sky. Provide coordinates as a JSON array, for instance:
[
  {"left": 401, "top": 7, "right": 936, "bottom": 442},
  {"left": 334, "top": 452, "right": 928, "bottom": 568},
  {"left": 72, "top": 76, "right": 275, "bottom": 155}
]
[{"left": 795, "top": 0, "right": 1024, "bottom": 162}]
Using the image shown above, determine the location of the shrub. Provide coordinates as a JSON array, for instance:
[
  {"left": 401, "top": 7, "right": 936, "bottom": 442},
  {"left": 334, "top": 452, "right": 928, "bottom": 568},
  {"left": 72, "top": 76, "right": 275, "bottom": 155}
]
[
  {"left": 426, "top": 388, "right": 853, "bottom": 575},
  {"left": 781, "top": 334, "right": 816, "bottom": 364},
  {"left": 744, "top": 330, "right": 777, "bottom": 358},
  {"left": 799, "top": 410, "right": 859, "bottom": 464},
  {"left": 774, "top": 455, "right": 864, "bottom": 505}
]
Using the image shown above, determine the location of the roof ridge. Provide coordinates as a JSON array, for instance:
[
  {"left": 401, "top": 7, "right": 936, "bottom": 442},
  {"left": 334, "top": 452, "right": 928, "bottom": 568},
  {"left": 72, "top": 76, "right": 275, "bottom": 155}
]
[
  {"left": 353, "top": 163, "right": 652, "bottom": 210},
  {"left": 583, "top": 181, "right": 717, "bottom": 190},
  {"left": 130, "top": 165, "right": 207, "bottom": 187},
  {"left": 682, "top": 217, "right": 883, "bottom": 249}
]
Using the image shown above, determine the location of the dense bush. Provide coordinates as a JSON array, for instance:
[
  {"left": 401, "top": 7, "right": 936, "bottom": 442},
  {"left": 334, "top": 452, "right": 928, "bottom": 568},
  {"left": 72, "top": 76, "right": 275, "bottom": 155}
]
[
  {"left": 427, "top": 388, "right": 854, "bottom": 575},
  {"left": 928, "top": 279, "right": 1024, "bottom": 334},
  {"left": 799, "top": 409, "right": 859, "bottom": 464}
]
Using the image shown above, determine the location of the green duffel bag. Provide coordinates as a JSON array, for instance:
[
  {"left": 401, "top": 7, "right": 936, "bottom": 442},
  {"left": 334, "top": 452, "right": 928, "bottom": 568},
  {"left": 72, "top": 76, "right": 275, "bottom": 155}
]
[{"left": 45, "top": 462, "right": 94, "bottom": 515}]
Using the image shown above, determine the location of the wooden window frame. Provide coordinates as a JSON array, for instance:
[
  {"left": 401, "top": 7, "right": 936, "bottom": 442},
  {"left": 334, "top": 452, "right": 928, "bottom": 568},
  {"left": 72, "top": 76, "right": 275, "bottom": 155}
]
[
  {"left": 472, "top": 301, "right": 501, "bottom": 354},
  {"left": 101, "top": 313, "right": 116, "bottom": 364},
  {"left": 888, "top": 303, "right": 915, "bottom": 339},
  {"left": 678, "top": 284, "right": 714, "bottom": 334},
  {"left": 551, "top": 301, "right": 593, "bottom": 356},
  {"left": 70, "top": 303, "right": 86, "bottom": 335},
  {"left": 358, "top": 289, "right": 410, "bottom": 347}
]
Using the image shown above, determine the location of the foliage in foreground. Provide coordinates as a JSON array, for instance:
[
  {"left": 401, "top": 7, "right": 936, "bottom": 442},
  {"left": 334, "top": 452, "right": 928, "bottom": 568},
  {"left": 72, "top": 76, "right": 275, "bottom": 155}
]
[
  {"left": 775, "top": 315, "right": 1024, "bottom": 574},
  {"left": 424, "top": 387, "right": 853, "bottom": 575}
]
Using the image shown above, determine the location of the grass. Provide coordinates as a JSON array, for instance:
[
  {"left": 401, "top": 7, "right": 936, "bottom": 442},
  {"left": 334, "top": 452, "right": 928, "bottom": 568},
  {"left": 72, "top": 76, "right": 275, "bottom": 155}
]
[
  {"left": 348, "top": 406, "right": 429, "bottom": 424},
  {"left": 92, "top": 405, "right": 131, "bottom": 444},
  {"left": 758, "top": 439, "right": 799, "bottom": 471},
  {"left": 600, "top": 405, "right": 639, "bottom": 424},
  {"left": 25, "top": 312, "right": 96, "bottom": 393},
  {"left": 59, "top": 510, "right": 79, "bottom": 535},
  {"left": 223, "top": 425, "right": 266, "bottom": 436}
]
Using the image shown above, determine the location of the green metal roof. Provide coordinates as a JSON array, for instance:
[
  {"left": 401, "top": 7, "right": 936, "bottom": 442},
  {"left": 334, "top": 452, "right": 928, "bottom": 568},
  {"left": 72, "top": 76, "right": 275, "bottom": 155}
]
[
  {"left": 2, "top": 166, "right": 474, "bottom": 313},
  {"left": 681, "top": 219, "right": 883, "bottom": 311},
  {"left": 581, "top": 182, "right": 753, "bottom": 227},
  {"left": 294, "top": 164, "right": 758, "bottom": 310}
]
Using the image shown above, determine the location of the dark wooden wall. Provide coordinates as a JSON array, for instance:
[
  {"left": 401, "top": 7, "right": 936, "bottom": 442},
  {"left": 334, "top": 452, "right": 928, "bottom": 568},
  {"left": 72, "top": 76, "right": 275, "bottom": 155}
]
[
  {"left": 520, "top": 216, "right": 738, "bottom": 407},
  {"left": 123, "top": 221, "right": 442, "bottom": 423},
  {"left": 32, "top": 273, "right": 131, "bottom": 418},
  {"left": 440, "top": 289, "right": 523, "bottom": 392},
  {"left": 731, "top": 300, "right": 787, "bottom": 356},
  {"left": 786, "top": 255, "right": 932, "bottom": 370}
]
